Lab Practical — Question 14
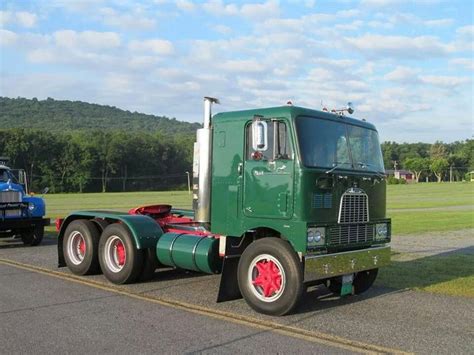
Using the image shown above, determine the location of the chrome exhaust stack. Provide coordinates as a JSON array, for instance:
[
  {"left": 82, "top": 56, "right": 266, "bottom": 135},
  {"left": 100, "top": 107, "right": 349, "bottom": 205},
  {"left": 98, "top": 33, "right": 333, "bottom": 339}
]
[{"left": 193, "top": 97, "right": 219, "bottom": 224}]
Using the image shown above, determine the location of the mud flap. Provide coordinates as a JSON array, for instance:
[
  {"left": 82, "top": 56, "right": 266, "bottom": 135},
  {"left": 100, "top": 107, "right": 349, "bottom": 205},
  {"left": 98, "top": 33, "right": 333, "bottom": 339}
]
[
  {"left": 216, "top": 254, "right": 242, "bottom": 302},
  {"left": 341, "top": 274, "right": 354, "bottom": 296}
]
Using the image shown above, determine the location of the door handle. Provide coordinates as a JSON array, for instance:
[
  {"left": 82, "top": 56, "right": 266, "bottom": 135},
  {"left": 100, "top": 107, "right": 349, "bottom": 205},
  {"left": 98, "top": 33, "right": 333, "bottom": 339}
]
[{"left": 237, "top": 163, "right": 243, "bottom": 175}]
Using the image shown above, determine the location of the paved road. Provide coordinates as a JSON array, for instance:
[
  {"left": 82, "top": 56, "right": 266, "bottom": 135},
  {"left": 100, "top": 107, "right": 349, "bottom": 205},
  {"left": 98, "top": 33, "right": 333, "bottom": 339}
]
[
  {"left": 0, "top": 263, "right": 346, "bottom": 354},
  {"left": 1, "top": 235, "right": 473, "bottom": 354}
]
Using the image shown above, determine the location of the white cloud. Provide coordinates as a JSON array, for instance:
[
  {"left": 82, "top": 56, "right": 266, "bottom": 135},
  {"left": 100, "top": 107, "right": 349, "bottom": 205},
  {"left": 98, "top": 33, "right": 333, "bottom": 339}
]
[
  {"left": 202, "top": 1, "right": 239, "bottom": 16},
  {"left": 345, "top": 34, "right": 453, "bottom": 58},
  {"left": 424, "top": 18, "right": 454, "bottom": 27},
  {"left": 15, "top": 12, "right": 38, "bottom": 28},
  {"left": 0, "top": 29, "right": 18, "bottom": 46},
  {"left": 456, "top": 25, "right": 474, "bottom": 37},
  {"left": 99, "top": 7, "right": 157, "bottom": 30},
  {"left": 176, "top": 0, "right": 196, "bottom": 11},
  {"left": 212, "top": 24, "right": 232, "bottom": 35},
  {"left": 128, "top": 39, "right": 174, "bottom": 55},
  {"left": 240, "top": 1, "right": 280, "bottom": 19},
  {"left": 384, "top": 66, "right": 420, "bottom": 82},
  {"left": 419, "top": 75, "right": 470, "bottom": 88},
  {"left": 219, "top": 59, "right": 266, "bottom": 73},
  {"left": 360, "top": 0, "right": 401, "bottom": 7},
  {"left": 53, "top": 30, "right": 121, "bottom": 50},
  {"left": 450, "top": 58, "right": 474, "bottom": 71},
  {"left": 202, "top": 0, "right": 279, "bottom": 19},
  {"left": 0, "top": 11, "right": 38, "bottom": 28}
]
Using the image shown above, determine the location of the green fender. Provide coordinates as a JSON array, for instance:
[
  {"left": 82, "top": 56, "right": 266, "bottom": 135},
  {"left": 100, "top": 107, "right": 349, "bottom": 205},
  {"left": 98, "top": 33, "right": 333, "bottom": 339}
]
[{"left": 57, "top": 210, "right": 163, "bottom": 267}]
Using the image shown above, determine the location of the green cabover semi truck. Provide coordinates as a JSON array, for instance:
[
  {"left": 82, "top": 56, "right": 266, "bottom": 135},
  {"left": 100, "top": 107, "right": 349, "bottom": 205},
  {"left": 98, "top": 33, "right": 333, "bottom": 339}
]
[{"left": 57, "top": 97, "right": 391, "bottom": 315}]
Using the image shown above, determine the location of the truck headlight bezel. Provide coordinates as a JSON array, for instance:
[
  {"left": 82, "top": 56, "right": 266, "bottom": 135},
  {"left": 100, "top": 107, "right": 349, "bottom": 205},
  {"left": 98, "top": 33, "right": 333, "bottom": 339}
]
[
  {"left": 375, "top": 223, "right": 388, "bottom": 240},
  {"left": 307, "top": 227, "right": 325, "bottom": 247}
]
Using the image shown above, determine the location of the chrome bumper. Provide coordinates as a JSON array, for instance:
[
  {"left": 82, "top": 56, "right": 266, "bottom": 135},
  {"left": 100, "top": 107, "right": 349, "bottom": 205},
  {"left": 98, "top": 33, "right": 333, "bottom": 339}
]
[{"left": 304, "top": 245, "right": 391, "bottom": 282}]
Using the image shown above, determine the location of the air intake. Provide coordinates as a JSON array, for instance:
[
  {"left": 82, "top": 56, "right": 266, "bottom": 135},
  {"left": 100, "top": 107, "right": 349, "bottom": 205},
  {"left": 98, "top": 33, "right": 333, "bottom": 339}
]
[{"left": 338, "top": 188, "right": 369, "bottom": 224}]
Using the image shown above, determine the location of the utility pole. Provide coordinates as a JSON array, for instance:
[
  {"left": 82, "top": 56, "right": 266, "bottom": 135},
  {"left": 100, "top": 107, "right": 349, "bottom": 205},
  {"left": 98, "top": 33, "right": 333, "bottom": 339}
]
[
  {"left": 185, "top": 171, "right": 191, "bottom": 194},
  {"left": 450, "top": 165, "right": 453, "bottom": 183}
]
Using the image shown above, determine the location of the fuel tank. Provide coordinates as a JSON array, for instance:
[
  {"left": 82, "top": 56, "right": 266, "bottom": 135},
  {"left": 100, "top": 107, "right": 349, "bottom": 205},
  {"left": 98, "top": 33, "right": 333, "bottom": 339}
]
[{"left": 156, "top": 233, "right": 221, "bottom": 274}]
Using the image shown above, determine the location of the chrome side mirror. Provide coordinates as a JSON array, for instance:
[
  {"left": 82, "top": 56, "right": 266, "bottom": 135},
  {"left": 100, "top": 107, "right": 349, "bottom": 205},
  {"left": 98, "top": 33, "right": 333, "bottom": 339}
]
[{"left": 251, "top": 119, "right": 268, "bottom": 151}]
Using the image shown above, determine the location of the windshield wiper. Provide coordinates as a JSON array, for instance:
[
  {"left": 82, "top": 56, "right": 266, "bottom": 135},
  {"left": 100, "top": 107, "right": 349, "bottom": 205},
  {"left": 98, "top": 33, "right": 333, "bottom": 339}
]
[
  {"left": 356, "top": 162, "right": 385, "bottom": 179},
  {"left": 325, "top": 161, "right": 350, "bottom": 174}
]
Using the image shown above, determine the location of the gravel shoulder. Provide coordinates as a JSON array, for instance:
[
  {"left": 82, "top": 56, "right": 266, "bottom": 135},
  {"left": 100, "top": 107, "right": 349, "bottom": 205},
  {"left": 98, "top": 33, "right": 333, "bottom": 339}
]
[{"left": 391, "top": 228, "right": 474, "bottom": 258}]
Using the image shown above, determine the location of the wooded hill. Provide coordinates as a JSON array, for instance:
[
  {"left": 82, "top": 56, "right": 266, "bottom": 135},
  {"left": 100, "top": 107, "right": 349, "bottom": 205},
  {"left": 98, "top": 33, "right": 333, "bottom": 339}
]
[{"left": 0, "top": 97, "right": 201, "bottom": 134}]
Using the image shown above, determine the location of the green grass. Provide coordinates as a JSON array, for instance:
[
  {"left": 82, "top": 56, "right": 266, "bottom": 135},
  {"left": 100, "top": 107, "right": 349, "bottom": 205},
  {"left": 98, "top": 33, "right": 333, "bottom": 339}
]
[
  {"left": 44, "top": 191, "right": 192, "bottom": 218},
  {"left": 377, "top": 252, "right": 474, "bottom": 298},
  {"left": 387, "top": 182, "right": 474, "bottom": 209},
  {"left": 389, "top": 210, "right": 473, "bottom": 235},
  {"left": 387, "top": 182, "right": 473, "bottom": 235}
]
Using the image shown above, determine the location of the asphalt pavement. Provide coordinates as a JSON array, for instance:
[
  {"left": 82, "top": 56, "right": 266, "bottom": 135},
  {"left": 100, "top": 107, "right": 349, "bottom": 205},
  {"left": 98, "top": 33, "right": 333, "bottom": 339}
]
[{"left": 1, "top": 234, "right": 473, "bottom": 354}]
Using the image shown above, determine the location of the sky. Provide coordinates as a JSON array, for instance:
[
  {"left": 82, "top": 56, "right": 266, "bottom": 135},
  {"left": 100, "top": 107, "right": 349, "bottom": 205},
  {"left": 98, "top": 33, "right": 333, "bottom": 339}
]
[{"left": 0, "top": 0, "right": 472, "bottom": 143}]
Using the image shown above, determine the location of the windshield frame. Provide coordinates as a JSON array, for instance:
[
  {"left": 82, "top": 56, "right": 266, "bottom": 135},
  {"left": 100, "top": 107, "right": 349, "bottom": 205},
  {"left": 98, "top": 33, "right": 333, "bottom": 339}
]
[{"left": 293, "top": 115, "right": 385, "bottom": 174}]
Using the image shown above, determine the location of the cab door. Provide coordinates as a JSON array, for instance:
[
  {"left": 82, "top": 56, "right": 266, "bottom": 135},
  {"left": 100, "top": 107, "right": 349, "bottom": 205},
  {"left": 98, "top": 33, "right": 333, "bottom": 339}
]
[{"left": 242, "top": 119, "right": 294, "bottom": 219}]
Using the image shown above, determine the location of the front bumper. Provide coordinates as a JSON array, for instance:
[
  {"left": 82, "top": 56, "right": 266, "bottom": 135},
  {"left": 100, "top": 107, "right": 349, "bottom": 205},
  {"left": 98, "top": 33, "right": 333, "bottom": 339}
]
[
  {"left": 0, "top": 217, "right": 50, "bottom": 231},
  {"left": 304, "top": 245, "right": 390, "bottom": 282}
]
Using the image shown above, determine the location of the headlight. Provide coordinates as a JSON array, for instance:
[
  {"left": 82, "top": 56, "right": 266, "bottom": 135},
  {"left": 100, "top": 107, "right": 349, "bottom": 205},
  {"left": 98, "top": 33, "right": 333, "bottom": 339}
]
[
  {"left": 307, "top": 227, "right": 325, "bottom": 247},
  {"left": 375, "top": 223, "right": 388, "bottom": 240},
  {"left": 28, "top": 202, "right": 36, "bottom": 211}
]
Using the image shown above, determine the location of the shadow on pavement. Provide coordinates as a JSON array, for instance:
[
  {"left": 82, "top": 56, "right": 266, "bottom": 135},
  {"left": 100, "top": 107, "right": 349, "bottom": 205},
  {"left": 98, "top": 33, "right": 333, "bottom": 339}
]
[{"left": 375, "top": 246, "right": 474, "bottom": 293}]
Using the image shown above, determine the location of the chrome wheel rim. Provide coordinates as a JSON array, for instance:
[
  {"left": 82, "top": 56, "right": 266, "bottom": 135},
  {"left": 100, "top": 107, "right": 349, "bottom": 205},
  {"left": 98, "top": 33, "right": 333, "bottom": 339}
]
[
  {"left": 67, "top": 231, "right": 86, "bottom": 265},
  {"left": 104, "top": 235, "right": 126, "bottom": 273}
]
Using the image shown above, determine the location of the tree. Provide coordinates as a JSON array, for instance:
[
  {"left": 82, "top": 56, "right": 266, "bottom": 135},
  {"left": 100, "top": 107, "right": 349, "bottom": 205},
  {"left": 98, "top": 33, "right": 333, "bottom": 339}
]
[
  {"left": 403, "top": 157, "right": 430, "bottom": 183},
  {"left": 430, "top": 141, "right": 447, "bottom": 160},
  {"left": 430, "top": 158, "right": 449, "bottom": 183}
]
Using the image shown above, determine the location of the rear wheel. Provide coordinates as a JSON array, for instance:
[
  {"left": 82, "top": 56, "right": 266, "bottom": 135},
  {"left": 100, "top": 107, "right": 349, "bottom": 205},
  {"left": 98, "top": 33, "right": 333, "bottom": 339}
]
[
  {"left": 63, "top": 220, "right": 100, "bottom": 275},
  {"left": 328, "top": 269, "right": 379, "bottom": 295},
  {"left": 21, "top": 225, "right": 44, "bottom": 246},
  {"left": 237, "top": 238, "right": 303, "bottom": 316},
  {"left": 99, "top": 223, "right": 144, "bottom": 284}
]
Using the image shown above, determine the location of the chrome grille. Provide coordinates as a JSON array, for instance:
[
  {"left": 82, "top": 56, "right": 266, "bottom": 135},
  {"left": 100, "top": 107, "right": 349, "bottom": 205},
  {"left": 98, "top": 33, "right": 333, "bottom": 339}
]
[
  {"left": 338, "top": 189, "right": 369, "bottom": 224},
  {"left": 328, "top": 224, "right": 375, "bottom": 245},
  {"left": 0, "top": 191, "right": 22, "bottom": 203}
]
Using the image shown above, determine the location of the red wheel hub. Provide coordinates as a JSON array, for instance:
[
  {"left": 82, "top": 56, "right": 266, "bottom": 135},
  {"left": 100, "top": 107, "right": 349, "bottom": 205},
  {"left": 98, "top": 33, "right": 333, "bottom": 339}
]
[
  {"left": 78, "top": 238, "right": 86, "bottom": 256},
  {"left": 116, "top": 241, "right": 126, "bottom": 266},
  {"left": 252, "top": 260, "right": 282, "bottom": 297}
]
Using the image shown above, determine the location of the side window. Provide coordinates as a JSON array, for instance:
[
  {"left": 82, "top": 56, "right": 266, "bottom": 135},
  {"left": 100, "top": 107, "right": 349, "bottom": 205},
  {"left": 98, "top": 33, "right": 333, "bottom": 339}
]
[{"left": 246, "top": 120, "right": 292, "bottom": 161}]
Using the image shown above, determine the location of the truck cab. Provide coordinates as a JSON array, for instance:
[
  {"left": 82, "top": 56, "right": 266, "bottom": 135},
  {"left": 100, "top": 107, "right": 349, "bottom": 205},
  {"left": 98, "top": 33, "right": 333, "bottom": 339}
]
[
  {"left": 211, "top": 105, "right": 390, "bottom": 254},
  {"left": 0, "top": 159, "right": 49, "bottom": 245}
]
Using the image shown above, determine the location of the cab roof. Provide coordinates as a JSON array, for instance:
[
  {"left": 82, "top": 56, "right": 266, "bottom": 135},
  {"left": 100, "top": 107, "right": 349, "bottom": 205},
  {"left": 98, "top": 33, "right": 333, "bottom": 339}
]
[{"left": 213, "top": 105, "right": 377, "bottom": 131}]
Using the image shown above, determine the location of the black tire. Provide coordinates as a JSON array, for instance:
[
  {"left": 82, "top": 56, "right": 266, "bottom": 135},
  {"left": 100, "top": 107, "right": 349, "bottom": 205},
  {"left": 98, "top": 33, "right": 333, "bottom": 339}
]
[
  {"left": 237, "top": 238, "right": 303, "bottom": 316},
  {"left": 21, "top": 225, "right": 44, "bottom": 246},
  {"left": 328, "top": 269, "right": 379, "bottom": 295},
  {"left": 63, "top": 220, "right": 101, "bottom": 275},
  {"left": 99, "top": 223, "right": 144, "bottom": 284}
]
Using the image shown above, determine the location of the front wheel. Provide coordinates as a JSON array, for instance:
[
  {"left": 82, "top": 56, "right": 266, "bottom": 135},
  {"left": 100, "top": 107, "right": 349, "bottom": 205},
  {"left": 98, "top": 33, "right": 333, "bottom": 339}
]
[
  {"left": 21, "top": 225, "right": 44, "bottom": 246},
  {"left": 98, "top": 223, "right": 144, "bottom": 284},
  {"left": 328, "top": 269, "right": 379, "bottom": 295},
  {"left": 237, "top": 238, "right": 303, "bottom": 316}
]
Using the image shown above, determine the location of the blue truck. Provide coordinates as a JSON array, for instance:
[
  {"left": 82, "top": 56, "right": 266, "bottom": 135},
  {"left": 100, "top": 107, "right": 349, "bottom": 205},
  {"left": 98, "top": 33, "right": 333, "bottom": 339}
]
[{"left": 0, "top": 157, "right": 49, "bottom": 246}]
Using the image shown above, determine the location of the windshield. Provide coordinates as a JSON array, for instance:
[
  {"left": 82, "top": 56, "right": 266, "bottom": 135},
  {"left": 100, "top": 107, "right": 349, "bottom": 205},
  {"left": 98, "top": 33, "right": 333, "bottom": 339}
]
[
  {"left": 0, "top": 169, "right": 12, "bottom": 182},
  {"left": 295, "top": 116, "right": 385, "bottom": 173}
]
